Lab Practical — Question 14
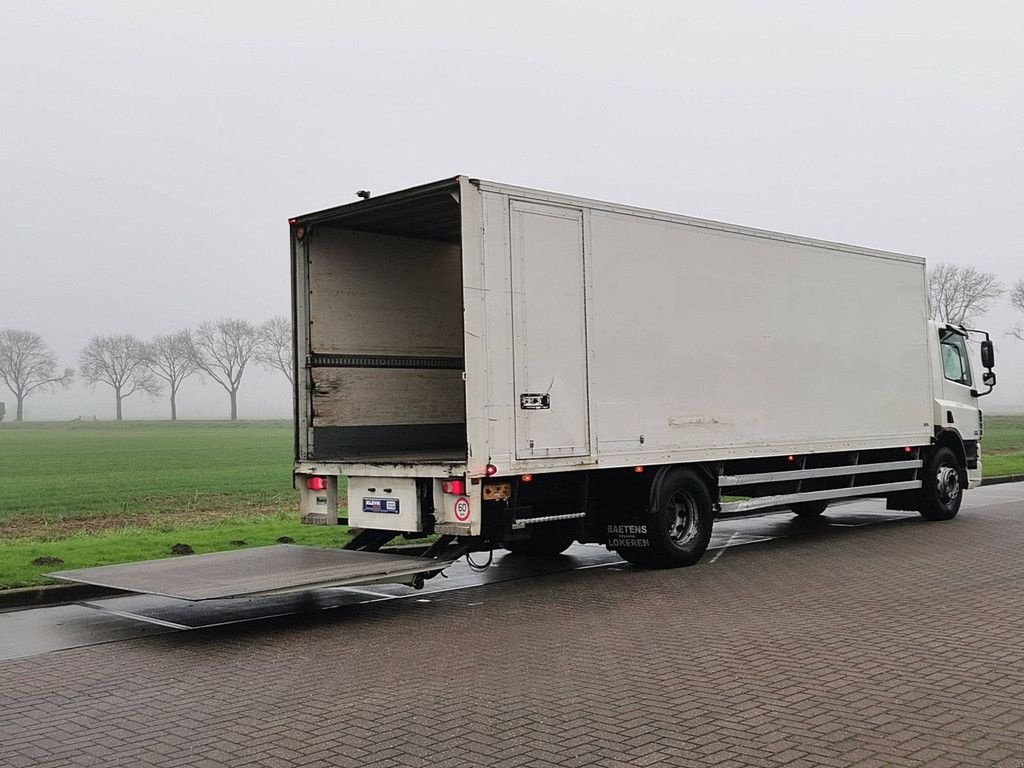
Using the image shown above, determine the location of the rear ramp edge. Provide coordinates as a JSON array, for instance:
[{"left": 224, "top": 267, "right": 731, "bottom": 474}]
[{"left": 47, "top": 545, "right": 453, "bottom": 602}]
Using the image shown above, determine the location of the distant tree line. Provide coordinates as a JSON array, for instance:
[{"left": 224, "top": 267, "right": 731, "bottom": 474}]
[
  {"left": 0, "top": 317, "right": 292, "bottom": 422},
  {"left": 4, "top": 263, "right": 1024, "bottom": 422}
]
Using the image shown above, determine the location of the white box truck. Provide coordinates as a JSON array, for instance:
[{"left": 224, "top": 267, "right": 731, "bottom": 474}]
[
  {"left": 49, "top": 176, "right": 1000, "bottom": 599},
  {"left": 291, "top": 176, "right": 997, "bottom": 568}
]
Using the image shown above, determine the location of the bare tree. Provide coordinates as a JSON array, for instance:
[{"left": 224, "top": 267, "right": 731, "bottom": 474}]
[
  {"left": 0, "top": 329, "right": 74, "bottom": 421},
  {"left": 147, "top": 331, "right": 198, "bottom": 421},
  {"left": 187, "top": 319, "right": 261, "bottom": 420},
  {"left": 256, "top": 316, "right": 294, "bottom": 386},
  {"left": 80, "top": 334, "right": 162, "bottom": 420},
  {"left": 928, "top": 263, "right": 1004, "bottom": 325},
  {"left": 1009, "top": 278, "right": 1024, "bottom": 342}
]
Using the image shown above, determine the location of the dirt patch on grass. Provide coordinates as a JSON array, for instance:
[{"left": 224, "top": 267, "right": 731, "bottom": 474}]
[
  {"left": 0, "top": 497, "right": 301, "bottom": 540},
  {"left": 31, "top": 556, "right": 64, "bottom": 566}
]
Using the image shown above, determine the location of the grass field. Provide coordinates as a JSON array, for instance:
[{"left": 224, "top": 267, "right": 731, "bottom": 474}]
[
  {"left": 0, "top": 417, "right": 1022, "bottom": 589},
  {"left": 0, "top": 420, "right": 298, "bottom": 525}
]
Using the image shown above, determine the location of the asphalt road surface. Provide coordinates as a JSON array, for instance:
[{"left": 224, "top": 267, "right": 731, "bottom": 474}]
[{"left": 1, "top": 482, "right": 1023, "bottom": 767}]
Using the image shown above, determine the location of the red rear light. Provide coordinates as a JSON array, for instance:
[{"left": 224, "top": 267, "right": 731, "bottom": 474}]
[
  {"left": 521, "top": 474, "right": 533, "bottom": 483},
  {"left": 485, "top": 464, "right": 498, "bottom": 477},
  {"left": 634, "top": 466, "right": 644, "bottom": 473},
  {"left": 307, "top": 476, "right": 328, "bottom": 491},
  {"left": 441, "top": 480, "right": 466, "bottom": 495}
]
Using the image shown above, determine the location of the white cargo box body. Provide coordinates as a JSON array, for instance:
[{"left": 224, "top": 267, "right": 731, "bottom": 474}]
[{"left": 293, "top": 177, "right": 933, "bottom": 483}]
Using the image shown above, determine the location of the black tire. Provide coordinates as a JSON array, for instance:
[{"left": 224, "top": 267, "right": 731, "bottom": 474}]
[
  {"left": 919, "top": 446, "right": 964, "bottom": 521},
  {"left": 615, "top": 468, "right": 714, "bottom": 568},
  {"left": 791, "top": 501, "right": 828, "bottom": 518},
  {"left": 501, "top": 531, "right": 576, "bottom": 556}
]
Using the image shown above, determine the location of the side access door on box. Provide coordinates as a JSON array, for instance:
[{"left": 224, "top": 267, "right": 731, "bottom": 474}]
[{"left": 509, "top": 201, "right": 592, "bottom": 460}]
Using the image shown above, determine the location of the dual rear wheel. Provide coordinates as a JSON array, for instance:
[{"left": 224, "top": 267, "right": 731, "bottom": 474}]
[{"left": 614, "top": 469, "right": 715, "bottom": 568}]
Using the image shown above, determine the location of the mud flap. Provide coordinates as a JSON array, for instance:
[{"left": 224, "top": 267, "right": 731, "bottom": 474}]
[{"left": 605, "top": 519, "right": 656, "bottom": 551}]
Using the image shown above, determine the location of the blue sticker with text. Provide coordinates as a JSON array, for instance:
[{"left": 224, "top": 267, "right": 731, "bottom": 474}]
[{"left": 362, "top": 498, "right": 400, "bottom": 514}]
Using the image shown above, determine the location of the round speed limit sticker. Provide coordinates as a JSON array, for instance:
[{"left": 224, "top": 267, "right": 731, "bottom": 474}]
[{"left": 453, "top": 496, "right": 471, "bottom": 522}]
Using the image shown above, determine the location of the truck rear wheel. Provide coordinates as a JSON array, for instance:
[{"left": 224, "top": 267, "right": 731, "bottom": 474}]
[
  {"left": 615, "top": 468, "right": 714, "bottom": 568},
  {"left": 918, "top": 446, "right": 963, "bottom": 521}
]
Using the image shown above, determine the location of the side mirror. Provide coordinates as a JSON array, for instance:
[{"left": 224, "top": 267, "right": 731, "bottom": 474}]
[
  {"left": 981, "top": 339, "right": 995, "bottom": 369},
  {"left": 983, "top": 371, "right": 996, "bottom": 387}
]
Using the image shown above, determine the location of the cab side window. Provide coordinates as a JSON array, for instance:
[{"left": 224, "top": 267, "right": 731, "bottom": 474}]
[{"left": 939, "top": 330, "right": 972, "bottom": 386}]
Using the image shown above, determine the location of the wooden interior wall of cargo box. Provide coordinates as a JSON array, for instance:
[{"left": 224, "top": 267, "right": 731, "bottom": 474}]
[{"left": 305, "top": 226, "right": 466, "bottom": 460}]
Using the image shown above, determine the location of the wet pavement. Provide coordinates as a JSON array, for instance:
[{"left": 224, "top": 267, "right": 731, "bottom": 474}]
[
  {"left": 3, "top": 485, "right": 1020, "bottom": 662},
  {"left": 1, "top": 482, "right": 1023, "bottom": 767}
]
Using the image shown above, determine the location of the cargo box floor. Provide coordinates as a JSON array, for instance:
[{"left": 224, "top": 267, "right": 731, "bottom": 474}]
[{"left": 47, "top": 545, "right": 453, "bottom": 601}]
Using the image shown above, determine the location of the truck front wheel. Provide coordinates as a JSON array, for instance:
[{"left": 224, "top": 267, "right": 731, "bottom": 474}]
[
  {"left": 615, "top": 468, "right": 714, "bottom": 568},
  {"left": 918, "top": 446, "right": 964, "bottom": 521}
]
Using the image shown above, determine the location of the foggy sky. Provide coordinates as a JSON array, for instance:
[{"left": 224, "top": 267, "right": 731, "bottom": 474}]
[{"left": 1, "top": 1, "right": 1023, "bottom": 419}]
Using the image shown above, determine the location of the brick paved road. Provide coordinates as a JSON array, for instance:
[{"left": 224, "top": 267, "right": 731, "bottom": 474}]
[{"left": 2, "top": 490, "right": 1023, "bottom": 767}]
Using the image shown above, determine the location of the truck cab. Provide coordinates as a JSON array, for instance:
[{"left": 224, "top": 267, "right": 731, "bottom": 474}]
[{"left": 929, "top": 321, "right": 996, "bottom": 491}]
